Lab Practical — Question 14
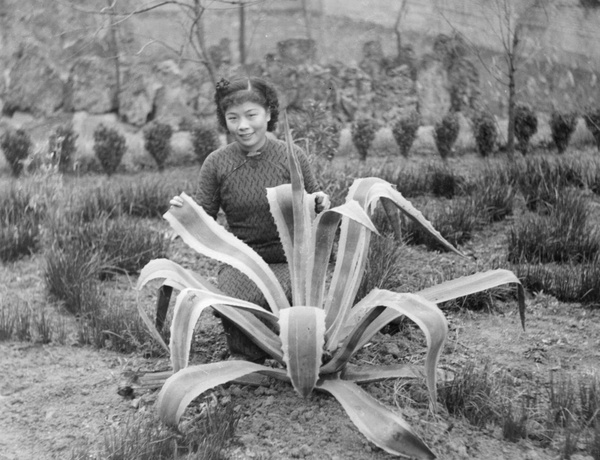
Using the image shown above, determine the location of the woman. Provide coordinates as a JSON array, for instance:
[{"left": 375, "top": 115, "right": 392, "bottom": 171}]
[{"left": 169, "top": 76, "right": 327, "bottom": 362}]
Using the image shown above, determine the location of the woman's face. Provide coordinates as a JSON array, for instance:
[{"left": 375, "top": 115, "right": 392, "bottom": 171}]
[{"left": 225, "top": 101, "right": 271, "bottom": 152}]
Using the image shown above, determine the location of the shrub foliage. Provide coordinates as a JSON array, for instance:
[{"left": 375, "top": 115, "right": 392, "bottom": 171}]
[
  {"left": 191, "top": 124, "right": 220, "bottom": 164},
  {"left": 514, "top": 103, "right": 538, "bottom": 155},
  {"left": 583, "top": 106, "right": 600, "bottom": 151},
  {"left": 351, "top": 118, "right": 378, "bottom": 161},
  {"left": 143, "top": 122, "right": 173, "bottom": 171},
  {"left": 1, "top": 128, "right": 32, "bottom": 177},
  {"left": 549, "top": 111, "right": 578, "bottom": 154},
  {"left": 434, "top": 112, "right": 460, "bottom": 160},
  {"left": 290, "top": 99, "right": 341, "bottom": 160},
  {"left": 472, "top": 111, "right": 497, "bottom": 157},
  {"left": 391, "top": 110, "right": 421, "bottom": 158},
  {"left": 93, "top": 124, "right": 127, "bottom": 176},
  {"left": 48, "top": 123, "right": 78, "bottom": 173}
]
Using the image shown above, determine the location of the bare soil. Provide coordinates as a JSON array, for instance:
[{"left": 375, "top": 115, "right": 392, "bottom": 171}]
[{"left": 2, "top": 163, "right": 600, "bottom": 460}]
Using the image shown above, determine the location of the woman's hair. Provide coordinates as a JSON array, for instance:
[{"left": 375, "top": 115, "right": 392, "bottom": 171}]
[{"left": 214, "top": 77, "right": 279, "bottom": 132}]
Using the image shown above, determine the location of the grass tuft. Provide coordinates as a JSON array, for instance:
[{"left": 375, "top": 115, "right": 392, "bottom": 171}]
[
  {"left": 508, "top": 190, "right": 600, "bottom": 264},
  {"left": 0, "top": 185, "right": 44, "bottom": 261},
  {"left": 438, "top": 360, "right": 499, "bottom": 428},
  {"left": 69, "top": 398, "right": 238, "bottom": 460}
]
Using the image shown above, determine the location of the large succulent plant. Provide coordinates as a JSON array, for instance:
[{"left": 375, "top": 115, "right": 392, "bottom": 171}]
[{"left": 137, "top": 115, "right": 525, "bottom": 459}]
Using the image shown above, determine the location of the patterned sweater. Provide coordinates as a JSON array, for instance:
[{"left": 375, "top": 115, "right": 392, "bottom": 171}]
[{"left": 196, "top": 137, "right": 320, "bottom": 263}]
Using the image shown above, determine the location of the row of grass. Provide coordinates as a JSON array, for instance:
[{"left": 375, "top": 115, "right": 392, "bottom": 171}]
[
  {"left": 434, "top": 360, "right": 600, "bottom": 459},
  {"left": 3, "top": 150, "right": 600, "bottom": 458},
  {"left": 3, "top": 151, "right": 600, "bottom": 354}
]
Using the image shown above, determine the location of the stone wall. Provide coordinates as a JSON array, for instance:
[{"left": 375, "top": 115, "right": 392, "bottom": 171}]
[{"left": 322, "top": 0, "right": 600, "bottom": 70}]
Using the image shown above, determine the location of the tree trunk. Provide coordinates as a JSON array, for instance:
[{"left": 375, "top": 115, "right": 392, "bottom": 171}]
[
  {"left": 105, "top": 0, "right": 121, "bottom": 114},
  {"left": 193, "top": 0, "right": 217, "bottom": 86},
  {"left": 301, "top": 0, "right": 313, "bottom": 41},
  {"left": 239, "top": 2, "right": 246, "bottom": 65},
  {"left": 506, "top": 29, "right": 519, "bottom": 158}
]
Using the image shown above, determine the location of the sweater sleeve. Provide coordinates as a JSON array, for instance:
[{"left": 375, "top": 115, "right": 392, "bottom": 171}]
[
  {"left": 196, "top": 152, "right": 221, "bottom": 219},
  {"left": 295, "top": 146, "right": 320, "bottom": 194}
]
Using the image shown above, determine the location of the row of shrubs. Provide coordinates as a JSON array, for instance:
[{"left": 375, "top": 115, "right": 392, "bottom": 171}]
[
  {"left": 0, "top": 122, "right": 221, "bottom": 177},
  {"left": 352, "top": 104, "right": 600, "bottom": 160},
  {"left": 3, "top": 103, "right": 600, "bottom": 177}
]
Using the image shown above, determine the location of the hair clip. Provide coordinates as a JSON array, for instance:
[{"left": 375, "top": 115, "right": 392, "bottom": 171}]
[{"left": 215, "top": 78, "right": 230, "bottom": 96}]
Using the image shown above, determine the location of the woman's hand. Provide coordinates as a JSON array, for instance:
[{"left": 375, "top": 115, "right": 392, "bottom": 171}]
[
  {"left": 170, "top": 196, "right": 184, "bottom": 208},
  {"left": 314, "top": 192, "right": 330, "bottom": 214}
]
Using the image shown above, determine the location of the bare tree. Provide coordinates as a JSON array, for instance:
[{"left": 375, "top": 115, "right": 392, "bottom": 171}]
[
  {"left": 61, "top": 0, "right": 268, "bottom": 87},
  {"left": 238, "top": 0, "right": 246, "bottom": 65},
  {"left": 300, "top": 0, "right": 313, "bottom": 42},
  {"left": 484, "top": 0, "right": 546, "bottom": 156},
  {"left": 437, "top": 0, "right": 552, "bottom": 156},
  {"left": 103, "top": 0, "right": 121, "bottom": 112},
  {"left": 393, "top": 0, "right": 409, "bottom": 60}
]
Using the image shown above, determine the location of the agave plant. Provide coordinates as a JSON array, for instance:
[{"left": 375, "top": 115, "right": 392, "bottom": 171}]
[{"left": 136, "top": 117, "right": 525, "bottom": 459}]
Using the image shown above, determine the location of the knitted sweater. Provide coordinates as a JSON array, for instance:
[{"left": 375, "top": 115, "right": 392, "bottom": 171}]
[{"left": 196, "top": 137, "right": 320, "bottom": 263}]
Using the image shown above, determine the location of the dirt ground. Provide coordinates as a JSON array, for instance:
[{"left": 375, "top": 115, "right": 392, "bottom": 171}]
[{"left": 1, "top": 205, "right": 600, "bottom": 460}]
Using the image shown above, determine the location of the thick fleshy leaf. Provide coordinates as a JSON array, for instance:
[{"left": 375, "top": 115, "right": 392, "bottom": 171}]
[
  {"left": 347, "top": 177, "right": 463, "bottom": 257},
  {"left": 136, "top": 291, "right": 169, "bottom": 353},
  {"left": 283, "top": 113, "right": 310, "bottom": 306},
  {"left": 279, "top": 306, "right": 326, "bottom": 397},
  {"left": 415, "top": 269, "right": 526, "bottom": 329},
  {"left": 307, "top": 200, "right": 377, "bottom": 309},
  {"left": 342, "top": 364, "right": 423, "bottom": 384},
  {"left": 266, "top": 184, "right": 295, "bottom": 278},
  {"left": 328, "top": 290, "right": 447, "bottom": 410},
  {"left": 317, "top": 379, "right": 436, "bottom": 459},
  {"left": 170, "top": 288, "right": 279, "bottom": 372},
  {"left": 164, "top": 193, "right": 290, "bottom": 314},
  {"left": 213, "top": 305, "right": 284, "bottom": 363},
  {"left": 157, "top": 361, "right": 288, "bottom": 426},
  {"left": 136, "top": 259, "right": 283, "bottom": 363},
  {"left": 320, "top": 306, "right": 385, "bottom": 375},
  {"left": 323, "top": 213, "right": 373, "bottom": 348},
  {"left": 136, "top": 258, "right": 217, "bottom": 292}
]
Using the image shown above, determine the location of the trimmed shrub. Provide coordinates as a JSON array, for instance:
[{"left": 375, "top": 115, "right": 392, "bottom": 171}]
[
  {"left": 1, "top": 129, "right": 31, "bottom": 177},
  {"left": 434, "top": 112, "right": 460, "bottom": 160},
  {"left": 351, "top": 118, "right": 378, "bottom": 161},
  {"left": 391, "top": 110, "right": 421, "bottom": 158},
  {"left": 583, "top": 107, "right": 600, "bottom": 151},
  {"left": 143, "top": 122, "right": 173, "bottom": 171},
  {"left": 514, "top": 103, "right": 538, "bottom": 155},
  {"left": 192, "top": 124, "right": 220, "bottom": 164},
  {"left": 472, "top": 111, "right": 497, "bottom": 157},
  {"left": 550, "top": 111, "right": 578, "bottom": 154},
  {"left": 48, "top": 123, "right": 78, "bottom": 173},
  {"left": 93, "top": 124, "right": 127, "bottom": 176},
  {"left": 289, "top": 100, "right": 341, "bottom": 160}
]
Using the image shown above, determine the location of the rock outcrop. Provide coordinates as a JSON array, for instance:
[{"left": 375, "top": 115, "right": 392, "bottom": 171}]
[{"left": 3, "top": 44, "right": 65, "bottom": 116}]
